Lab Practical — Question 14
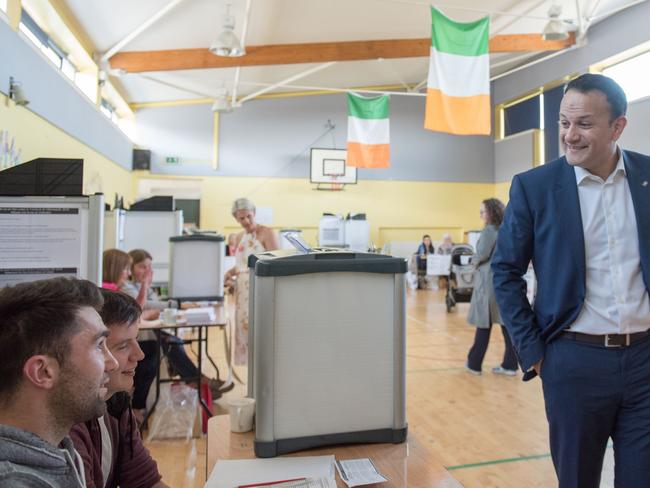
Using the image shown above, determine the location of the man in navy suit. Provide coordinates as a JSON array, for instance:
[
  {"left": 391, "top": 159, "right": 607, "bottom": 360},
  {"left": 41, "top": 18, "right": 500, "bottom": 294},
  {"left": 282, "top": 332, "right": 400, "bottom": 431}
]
[{"left": 493, "top": 73, "right": 650, "bottom": 487}]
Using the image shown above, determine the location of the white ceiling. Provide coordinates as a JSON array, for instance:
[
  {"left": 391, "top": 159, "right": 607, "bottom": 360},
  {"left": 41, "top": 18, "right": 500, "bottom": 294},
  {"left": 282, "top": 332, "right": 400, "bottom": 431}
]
[{"left": 60, "top": 0, "right": 644, "bottom": 104}]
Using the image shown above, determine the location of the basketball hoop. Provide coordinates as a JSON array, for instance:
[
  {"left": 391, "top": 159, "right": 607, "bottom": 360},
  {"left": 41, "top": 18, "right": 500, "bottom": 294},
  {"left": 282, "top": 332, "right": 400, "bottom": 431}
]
[
  {"left": 310, "top": 149, "right": 357, "bottom": 191},
  {"left": 315, "top": 175, "right": 345, "bottom": 191},
  {"left": 330, "top": 175, "right": 344, "bottom": 191}
]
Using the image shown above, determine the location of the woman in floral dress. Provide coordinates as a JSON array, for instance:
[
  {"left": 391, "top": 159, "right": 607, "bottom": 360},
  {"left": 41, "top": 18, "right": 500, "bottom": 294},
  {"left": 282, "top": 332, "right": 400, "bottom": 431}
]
[{"left": 224, "top": 198, "right": 279, "bottom": 365}]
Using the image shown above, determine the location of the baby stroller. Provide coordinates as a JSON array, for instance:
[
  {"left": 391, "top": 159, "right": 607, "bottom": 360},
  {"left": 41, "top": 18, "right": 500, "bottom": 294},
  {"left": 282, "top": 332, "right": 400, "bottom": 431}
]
[{"left": 446, "top": 244, "right": 475, "bottom": 312}]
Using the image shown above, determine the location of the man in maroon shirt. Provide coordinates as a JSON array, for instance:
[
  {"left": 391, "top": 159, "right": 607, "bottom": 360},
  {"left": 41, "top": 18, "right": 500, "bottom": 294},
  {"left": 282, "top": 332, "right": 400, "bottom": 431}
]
[{"left": 70, "top": 290, "right": 169, "bottom": 488}]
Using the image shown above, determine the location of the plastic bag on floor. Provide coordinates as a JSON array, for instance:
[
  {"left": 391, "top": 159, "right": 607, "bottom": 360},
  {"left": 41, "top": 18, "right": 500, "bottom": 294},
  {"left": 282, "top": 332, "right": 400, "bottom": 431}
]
[
  {"left": 147, "top": 382, "right": 197, "bottom": 441},
  {"left": 405, "top": 271, "right": 417, "bottom": 290}
]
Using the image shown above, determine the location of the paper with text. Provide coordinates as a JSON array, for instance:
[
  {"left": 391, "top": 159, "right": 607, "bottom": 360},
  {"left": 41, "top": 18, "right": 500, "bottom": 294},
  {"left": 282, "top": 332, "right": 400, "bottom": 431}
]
[{"left": 335, "top": 459, "right": 388, "bottom": 487}]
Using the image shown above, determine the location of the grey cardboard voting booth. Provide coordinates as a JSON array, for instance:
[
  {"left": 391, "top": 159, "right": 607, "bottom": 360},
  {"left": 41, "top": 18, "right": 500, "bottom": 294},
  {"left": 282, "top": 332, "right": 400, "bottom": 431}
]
[
  {"left": 0, "top": 194, "right": 104, "bottom": 288},
  {"left": 169, "top": 234, "right": 225, "bottom": 301},
  {"left": 249, "top": 249, "right": 408, "bottom": 457}
]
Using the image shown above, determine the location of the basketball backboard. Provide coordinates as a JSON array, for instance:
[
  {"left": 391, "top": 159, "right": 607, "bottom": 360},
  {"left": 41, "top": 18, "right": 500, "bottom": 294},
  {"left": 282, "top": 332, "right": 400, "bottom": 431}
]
[{"left": 310, "top": 148, "right": 357, "bottom": 184}]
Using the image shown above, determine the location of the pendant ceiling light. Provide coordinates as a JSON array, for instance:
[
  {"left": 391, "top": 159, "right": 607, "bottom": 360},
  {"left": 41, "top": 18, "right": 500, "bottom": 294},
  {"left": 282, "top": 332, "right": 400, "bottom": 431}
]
[
  {"left": 211, "top": 87, "right": 232, "bottom": 112},
  {"left": 209, "top": 4, "right": 245, "bottom": 57},
  {"left": 542, "top": 3, "right": 569, "bottom": 41}
]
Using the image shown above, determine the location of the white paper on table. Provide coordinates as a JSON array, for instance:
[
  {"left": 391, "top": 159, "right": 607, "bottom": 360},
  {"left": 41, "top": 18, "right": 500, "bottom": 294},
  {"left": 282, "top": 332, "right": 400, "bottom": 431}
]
[
  {"left": 335, "top": 459, "right": 388, "bottom": 487},
  {"left": 259, "top": 477, "right": 335, "bottom": 488},
  {"left": 426, "top": 254, "right": 452, "bottom": 276},
  {"left": 183, "top": 306, "right": 216, "bottom": 324},
  {"left": 205, "top": 455, "right": 336, "bottom": 488}
]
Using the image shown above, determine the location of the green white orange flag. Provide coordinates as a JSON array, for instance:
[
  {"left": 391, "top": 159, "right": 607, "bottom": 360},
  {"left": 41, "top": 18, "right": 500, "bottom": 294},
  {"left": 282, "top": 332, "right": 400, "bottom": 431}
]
[
  {"left": 347, "top": 93, "right": 390, "bottom": 168},
  {"left": 424, "top": 7, "right": 491, "bottom": 135}
]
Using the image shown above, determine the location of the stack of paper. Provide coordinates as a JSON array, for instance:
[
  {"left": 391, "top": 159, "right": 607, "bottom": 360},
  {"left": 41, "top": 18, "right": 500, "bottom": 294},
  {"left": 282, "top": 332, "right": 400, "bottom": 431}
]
[
  {"left": 183, "top": 306, "right": 216, "bottom": 325},
  {"left": 205, "top": 455, "right": 336, "bottom": 488},
  {"left": 240, "top": 478, "right": 334, "bottom": 488}
]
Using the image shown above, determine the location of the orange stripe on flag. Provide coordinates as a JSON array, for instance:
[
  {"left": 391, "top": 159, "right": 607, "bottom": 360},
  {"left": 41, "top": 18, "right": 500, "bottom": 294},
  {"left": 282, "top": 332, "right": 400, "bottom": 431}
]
[
  {"left": 347, "top": 142, "right": 390, "bottom": 168},
  {"left": 424, "top": 89, "right": 491, "bottom": 135}
]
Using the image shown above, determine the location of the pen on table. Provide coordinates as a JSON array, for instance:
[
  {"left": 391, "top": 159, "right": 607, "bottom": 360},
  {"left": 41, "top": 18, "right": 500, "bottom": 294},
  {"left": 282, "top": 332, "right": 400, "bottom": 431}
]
[{"left": 237, "top": 477, "right": 306, "bottom": 488}]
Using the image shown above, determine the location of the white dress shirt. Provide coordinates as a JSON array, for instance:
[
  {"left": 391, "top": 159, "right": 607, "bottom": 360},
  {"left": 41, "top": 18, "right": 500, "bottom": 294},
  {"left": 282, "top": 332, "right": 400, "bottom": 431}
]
[{"left": 570, "top": 150, "right": 650, "bottom": 334}]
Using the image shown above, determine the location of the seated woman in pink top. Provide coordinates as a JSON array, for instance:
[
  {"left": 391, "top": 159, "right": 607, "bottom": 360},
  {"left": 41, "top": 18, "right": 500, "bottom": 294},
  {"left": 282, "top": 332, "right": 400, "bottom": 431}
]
[{"left": 102, "top": 249, "right": 154, "bottom": 317}]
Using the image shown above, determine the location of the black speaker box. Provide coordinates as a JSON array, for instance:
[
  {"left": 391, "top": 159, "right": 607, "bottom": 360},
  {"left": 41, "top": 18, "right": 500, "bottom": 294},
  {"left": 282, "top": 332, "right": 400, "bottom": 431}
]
[{"left": 133, "top": 149, "right": 151, "bottom": 170}]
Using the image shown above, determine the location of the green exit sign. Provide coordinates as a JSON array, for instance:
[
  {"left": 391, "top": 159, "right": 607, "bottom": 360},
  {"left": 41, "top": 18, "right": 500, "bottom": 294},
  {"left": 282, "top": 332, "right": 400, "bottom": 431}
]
[{"left": 165, "top": 156, "right": 180, "bottom": 164}]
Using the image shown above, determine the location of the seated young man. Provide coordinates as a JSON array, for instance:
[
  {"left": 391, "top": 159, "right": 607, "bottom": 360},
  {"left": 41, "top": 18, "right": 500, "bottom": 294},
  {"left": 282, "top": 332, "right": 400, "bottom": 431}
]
[
  {"left": 70, "top": 289, "right": 169, "bottom": 488},
  {"left": 0, "top": 278, "right": 118, "bottom": 487}
]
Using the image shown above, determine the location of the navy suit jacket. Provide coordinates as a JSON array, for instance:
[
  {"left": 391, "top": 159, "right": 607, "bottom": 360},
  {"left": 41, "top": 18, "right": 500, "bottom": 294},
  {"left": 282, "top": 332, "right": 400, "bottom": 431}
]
[{"left": 492, "top": 150, "right": 650, "bottom": 380}]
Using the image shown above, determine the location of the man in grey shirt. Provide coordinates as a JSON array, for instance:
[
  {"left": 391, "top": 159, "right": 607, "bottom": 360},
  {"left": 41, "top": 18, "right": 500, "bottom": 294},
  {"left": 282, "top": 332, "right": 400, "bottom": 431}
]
[{"left": 0, "top": 278, "right": 118, "bottom": 487}]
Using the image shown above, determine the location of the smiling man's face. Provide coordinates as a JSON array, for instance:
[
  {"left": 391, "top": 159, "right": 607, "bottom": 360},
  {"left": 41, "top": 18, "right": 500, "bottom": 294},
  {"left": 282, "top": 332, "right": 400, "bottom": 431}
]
[
  {"left": 559, "top": 89, "right": 626, "bottom": 178},
  {"left": 105, "top": 321, "right": 144, "bottom": 398}
]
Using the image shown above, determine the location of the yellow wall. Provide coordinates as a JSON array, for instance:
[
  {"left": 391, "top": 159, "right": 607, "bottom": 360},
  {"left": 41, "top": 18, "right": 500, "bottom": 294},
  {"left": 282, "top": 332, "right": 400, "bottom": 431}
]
[
  {"left": 0, "top": 93, "right": 133, "bottom": 204},
  {"left": 0, "top": 93, "right": 505, "bottom": 247},
  {"left": 133, "top": 173, "right": 494, "bottom": 247},
  {"left": 494, "top": 182, "right": 511, "bottom": 205}
]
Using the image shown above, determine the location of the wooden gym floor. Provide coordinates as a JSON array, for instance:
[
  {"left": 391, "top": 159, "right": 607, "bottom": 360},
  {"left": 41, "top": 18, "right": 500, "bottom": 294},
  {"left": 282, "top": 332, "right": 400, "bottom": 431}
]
[{"left": 144, "top": 289, "right": 615, "bottom": 487}]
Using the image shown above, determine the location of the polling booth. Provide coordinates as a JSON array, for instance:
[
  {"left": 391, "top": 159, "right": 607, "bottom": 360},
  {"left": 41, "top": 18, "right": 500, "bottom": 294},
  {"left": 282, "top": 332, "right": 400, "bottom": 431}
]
[
  {"left": 0, "top": 194, "right": 104, "bottom": 288},
  {"left": 248, "top": 249, "right": 408, "bottom": 457},
  {"left": 104, "top": 207, "right": 183, "bottom": 285},
  {"left": 168, "top": 234, "right": 226, "bottom": 302},
  {"left": 0, "top": 158, "right": 104, "bottom": 288},
  {"left": 104, "top": 209, "right": 125, "bottom": 251}
]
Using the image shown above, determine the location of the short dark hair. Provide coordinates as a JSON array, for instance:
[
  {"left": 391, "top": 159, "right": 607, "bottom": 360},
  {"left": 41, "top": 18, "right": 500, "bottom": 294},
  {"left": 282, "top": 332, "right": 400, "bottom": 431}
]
[
  {"left": 482, "top": 198, "right": 505, "bottom": 227},
  {"left": 99, "top": 289, "right": 142, "bottom": 328},
  {"left": 565, "top": 73, "right": 627, "bottom": 120},
  {"left": 0, "top": 278, "right": 104, "bottom": 403}
]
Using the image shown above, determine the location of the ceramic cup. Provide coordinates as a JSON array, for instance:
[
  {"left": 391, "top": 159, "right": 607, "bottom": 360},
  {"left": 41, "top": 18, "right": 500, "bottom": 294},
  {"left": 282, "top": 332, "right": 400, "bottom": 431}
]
[{"left": 228, "top": 397, "right": 255, "bottom": 433}]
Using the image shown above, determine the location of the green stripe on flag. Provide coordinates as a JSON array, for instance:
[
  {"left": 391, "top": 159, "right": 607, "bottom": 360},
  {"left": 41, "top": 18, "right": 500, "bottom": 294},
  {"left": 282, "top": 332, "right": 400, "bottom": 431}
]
[
  {"left": 430, "top": 7, "right": 489, "bottom": 56},
  {"left": 347, "top": 93, "right": 389, "bottom": 120}
]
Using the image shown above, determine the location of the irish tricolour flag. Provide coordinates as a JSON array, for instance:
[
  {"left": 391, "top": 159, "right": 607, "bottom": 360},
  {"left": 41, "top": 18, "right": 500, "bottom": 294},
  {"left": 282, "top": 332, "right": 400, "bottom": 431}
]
[
  {"left": 347, "top": 93, "right": 390, "bottom": 168},
  {"left": 424, "top": 7, "right": 490, "bottom": 135}
]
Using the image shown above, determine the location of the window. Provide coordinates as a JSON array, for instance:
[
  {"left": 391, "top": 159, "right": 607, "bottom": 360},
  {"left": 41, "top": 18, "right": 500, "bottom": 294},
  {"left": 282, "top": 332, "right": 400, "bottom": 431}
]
[
  {"left": 0, "top": 0, "right": 7, "bottom": 13},
  {"left": 19, "top": 11, "right": 86, "bottom": 93},
  {"left": 603, "top": 50, "right": 650, "bottom": 103},
  {"left": 504, "top": 95, "right": 541, "bottom": 137},
  {"left": 543, "top": 84, "right": 565, "bottom": 162},
  {"left": 499, "top": 83, "right": 566, "bottom": 163},
  {"left": 100, "top": 99, "right": 119, "bottom": 123}
]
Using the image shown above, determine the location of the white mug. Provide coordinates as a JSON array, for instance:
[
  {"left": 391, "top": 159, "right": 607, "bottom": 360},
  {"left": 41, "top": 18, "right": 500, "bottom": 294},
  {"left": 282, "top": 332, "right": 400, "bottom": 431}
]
[
  {"left": 162, "top": 308, "right": 177, "bottom": 325},
  {"left": 228, "top": 397, "right": 255, "bottom": 433}
]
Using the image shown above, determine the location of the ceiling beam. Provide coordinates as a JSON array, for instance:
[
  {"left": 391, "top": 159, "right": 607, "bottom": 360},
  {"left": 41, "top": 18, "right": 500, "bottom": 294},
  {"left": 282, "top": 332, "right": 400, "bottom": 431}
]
[{"left": 110, "top": 32, "right": 576, "bottom": 73}]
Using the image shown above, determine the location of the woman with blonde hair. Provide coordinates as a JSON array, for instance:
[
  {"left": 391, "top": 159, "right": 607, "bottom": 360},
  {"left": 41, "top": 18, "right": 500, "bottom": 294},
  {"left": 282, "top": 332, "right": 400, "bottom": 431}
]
[{"left": 224, "top": 198, "right": 280, "bottom": 364}]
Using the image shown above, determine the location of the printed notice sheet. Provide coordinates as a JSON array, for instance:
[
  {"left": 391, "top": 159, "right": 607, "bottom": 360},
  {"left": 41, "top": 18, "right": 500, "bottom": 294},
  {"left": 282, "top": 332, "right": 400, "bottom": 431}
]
[
  {"left": 335, "top": 459, "right": 388, "bottom": 487},
  {"left": 0, "top": 207, "right": 82, "bottom": 287},
  {"left": 426, "top": 254, "right": 452, "bottom": 276}
]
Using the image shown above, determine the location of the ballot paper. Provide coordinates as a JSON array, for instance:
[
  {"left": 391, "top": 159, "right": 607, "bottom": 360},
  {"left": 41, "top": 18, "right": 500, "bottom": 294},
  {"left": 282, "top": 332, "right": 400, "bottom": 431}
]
[
  {"left": 335, "top": 459, "right": 388, "bottom": 487},
  {"left": 205, "top": 455, "right": 336, "bottom": 488},
  {"left": 183, "top": 306, "right": 216, "bottom": 325}
]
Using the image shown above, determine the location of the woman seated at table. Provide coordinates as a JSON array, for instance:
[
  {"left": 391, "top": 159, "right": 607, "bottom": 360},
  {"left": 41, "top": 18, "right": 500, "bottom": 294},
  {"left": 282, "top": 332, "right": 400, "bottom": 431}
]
[
  {"left": 103, "top": 249, "right": 231, "bottom": 422},
  {"left": 415, "top": 235, "right": 434, "bottom": 289},
  {"left": 437, "top": 234, "right": 454, "bottom": 255}
]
